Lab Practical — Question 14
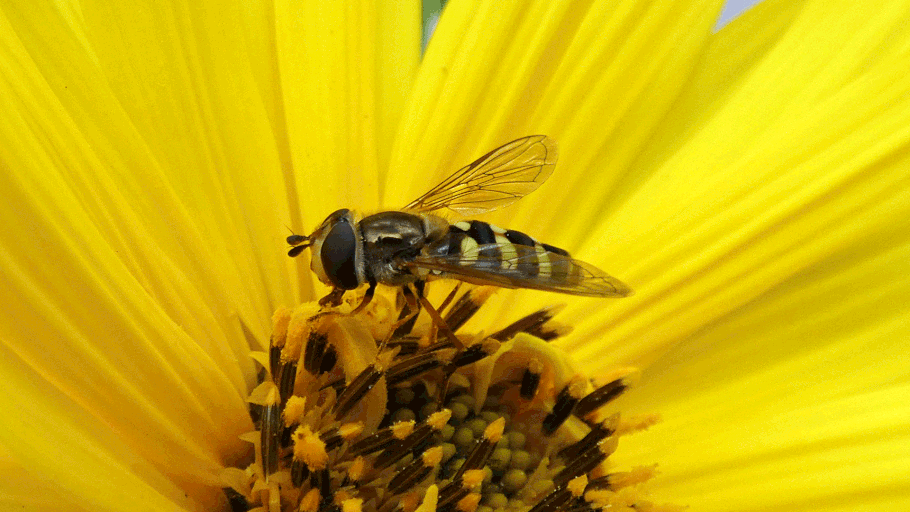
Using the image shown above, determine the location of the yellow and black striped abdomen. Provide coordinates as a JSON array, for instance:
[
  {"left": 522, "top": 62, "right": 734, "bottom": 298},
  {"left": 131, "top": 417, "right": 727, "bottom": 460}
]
[
  {"left": 416, "top": 219, "right": 631, "bottom": 297},
  {"left": 430, "top": 220, "right": 571, "bottom": 280}
]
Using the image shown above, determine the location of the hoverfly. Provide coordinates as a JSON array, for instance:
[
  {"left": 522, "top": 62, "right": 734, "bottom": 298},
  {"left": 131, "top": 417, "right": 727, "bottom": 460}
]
[{"left": 287, "top": 135, "right": 631, "bottom": 311}]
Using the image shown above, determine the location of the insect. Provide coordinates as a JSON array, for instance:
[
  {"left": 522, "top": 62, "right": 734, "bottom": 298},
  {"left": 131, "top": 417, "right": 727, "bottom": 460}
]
[{"left": 287, "top": 135, "right": 631, "bottom": 312}]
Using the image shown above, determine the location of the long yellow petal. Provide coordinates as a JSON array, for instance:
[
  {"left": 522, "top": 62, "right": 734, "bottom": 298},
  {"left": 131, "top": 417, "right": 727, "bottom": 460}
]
[
  {"left": 386, "top": 0, "right": 724, "bottom": 224},
  {"left": 276, "top": 0, "right": 420, "bottom": 217},
  {"left": 0, "top": 350, "right": 213, "bottom": 510},
  {"left": 614, "top": 237, "right": 910, "bottom": 511},
  {"left": 568, "top": 0, "right": 910, "bottom": 368}
]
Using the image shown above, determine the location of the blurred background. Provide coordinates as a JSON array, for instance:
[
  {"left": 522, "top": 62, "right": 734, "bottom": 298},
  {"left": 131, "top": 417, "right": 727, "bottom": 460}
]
[{"left": 421, "top": 0, "right": 766, "bottom": 48}]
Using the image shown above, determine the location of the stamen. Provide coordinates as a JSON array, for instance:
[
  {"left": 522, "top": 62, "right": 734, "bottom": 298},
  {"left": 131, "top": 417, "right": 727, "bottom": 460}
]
[
  {"left": 389, "top": 446, "right": 443, "bottom": 494},
  {"left": 269, "top": 307, "right": 292, "bottom": 377},
  {"left": 542, "top": 376, "right": 587, "bottom": 435},
  {"left": 321, "top": 422, "right": 365, "bottom": 450},
  {"left": 282, "top": 395, "right": 306, "bottom": 427},
  {"left": 452, "top": 417, "right": 504, "bottom": 481},
  {"left": 443, "top": 287, "right": 494, "bottom": 332},
  {"left": 553, "top": 437, "right": 618, "bottom": 488},
  {"left": 448, "top": 338, "right": 499, "bottom": 369},
  {"left": 527, "top": 487, "right": 572, "bottom": 512},
  {"left": 373, "top": 410, "right": 451, "bottom": 470},
  {"left": 348, "top": 456, "right": 368, "bottom": 482},
  {"left": 574, "top": 376, "right": 631, "bottom": 418},
  {"left": 386, "top": 351, "right": 452, "bottom": 385},
  {"left": 293, "top": 425, "right": 328, "bottom": 471},
  {"left": 455, "top": 493, "right": 481, "bottom": 512},
  {"left": 491, "top": 304, "right": 565, "bottom": 341},
  {"left": 333, "top": 363, "right": 384, "bottom": 418},
  {"left": 520, "top": 358, "right": 544, "bottom": 400},
  {"left": 299, "top": 488, "right": 320, "bottom": 512},
  {"left": 556, "top": 415, "right": 617, "bottom": 461},
  {"left": 349, "top": 420, "right": 414, "bottom": 456},
  {"left": 303, "top": 332, "right": 328, "bottom": 374},
  {"left": 342, "top": 498, "right": 363, "bottom": 512},
  {"left": 259, "top": 385, "right": 281, "bottom": 478}
]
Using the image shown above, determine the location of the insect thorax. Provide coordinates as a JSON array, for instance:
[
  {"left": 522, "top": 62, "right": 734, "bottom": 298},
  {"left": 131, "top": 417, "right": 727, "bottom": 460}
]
[{"left": 359, "top": 211, "right": 447, "bottom": 286}]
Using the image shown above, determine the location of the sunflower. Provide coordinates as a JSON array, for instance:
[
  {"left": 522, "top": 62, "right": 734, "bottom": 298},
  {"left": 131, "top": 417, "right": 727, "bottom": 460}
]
[{"left": 1, "top": 0, "right": 908, "bottom": 511}]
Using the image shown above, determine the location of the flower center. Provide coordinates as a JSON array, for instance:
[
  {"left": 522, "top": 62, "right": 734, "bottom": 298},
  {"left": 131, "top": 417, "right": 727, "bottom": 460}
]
[{"left": 224, "top": 287, "right": 669, "bottom": 512}]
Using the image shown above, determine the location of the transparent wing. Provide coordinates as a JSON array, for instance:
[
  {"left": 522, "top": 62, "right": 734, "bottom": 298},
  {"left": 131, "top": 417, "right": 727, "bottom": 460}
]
[
  {"left": 404, "top": 135, "right": 558, "bottom": 215},
  {"left": 406, "top": 243, "right": 632, "bottom": 298}
]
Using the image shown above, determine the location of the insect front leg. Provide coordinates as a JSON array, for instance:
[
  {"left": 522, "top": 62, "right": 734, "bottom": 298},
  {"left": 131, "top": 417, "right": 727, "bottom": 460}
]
[
  {"left": 351, "top": 280, "right": 377, "bottom": 315},
  {"left": 318, "top": 288, "right": 346, "bottom": 308}
]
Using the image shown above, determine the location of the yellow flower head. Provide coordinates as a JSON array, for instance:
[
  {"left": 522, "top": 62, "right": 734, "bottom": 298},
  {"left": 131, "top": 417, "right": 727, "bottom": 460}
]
[{"left": 0, "top": 1, "right": 908, "bottom": 511}]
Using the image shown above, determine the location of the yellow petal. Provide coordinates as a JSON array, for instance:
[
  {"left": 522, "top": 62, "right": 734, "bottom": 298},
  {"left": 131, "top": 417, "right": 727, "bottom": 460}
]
[
  {"left": 81, "top": 0, "right": 302, "bottom": 305},
  {"left": 276, "top": 1, "right": 420, "bottom": 218},
  {"left": 0, "top": 0, "right": 265, "bottom": 499},
  {"left": 0, "top": 346, "right": 220, "bottom": 510},
  {"left": 386, "top": 0, "right": 724, "bottom": 226},
  {"left": 614, "top": 236, "right": 910, "bottom": 511},
  {"left": 567, "top": 0, "right": 910, "bottom": 369}
]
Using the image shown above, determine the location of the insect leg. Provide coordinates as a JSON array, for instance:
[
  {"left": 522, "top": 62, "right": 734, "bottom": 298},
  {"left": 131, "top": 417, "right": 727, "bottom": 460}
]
[
  {"left": 410, "top": 283, "right": 465, "bottom": 351},
  {"left": 400, "top": 283, "right": 421, "bottom": 311},
  {"left": 390, "top": 285, "right": 422, "bottom": 339},
  {"left": 318, "top": 288, "right": 346, "bottom": 308},
  {"left": 351, "top": 280, "right": 377, "bottom": 315}
]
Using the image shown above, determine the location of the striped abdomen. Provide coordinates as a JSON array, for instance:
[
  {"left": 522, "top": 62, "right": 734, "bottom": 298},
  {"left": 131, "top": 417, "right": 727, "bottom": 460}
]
[{"left": 424, "top": 220, "right": 573, "bottom": 280}]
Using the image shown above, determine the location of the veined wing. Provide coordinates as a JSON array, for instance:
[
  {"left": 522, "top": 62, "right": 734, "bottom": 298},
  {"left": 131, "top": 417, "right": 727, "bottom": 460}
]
[
  {"left": 404, "top": 135, "right": 558, "bottom": 215},
  {"left": 406, "top": 243, "right": 632, "bottom": 298}
]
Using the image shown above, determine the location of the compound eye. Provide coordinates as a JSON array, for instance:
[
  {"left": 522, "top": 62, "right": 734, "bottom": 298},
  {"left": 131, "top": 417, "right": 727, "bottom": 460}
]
[
  {"left": 321, "top": 218, "right": 359, "bottom": 290},
  {"left": 323, "top": 208, "right": 351, "bottom": 226}
]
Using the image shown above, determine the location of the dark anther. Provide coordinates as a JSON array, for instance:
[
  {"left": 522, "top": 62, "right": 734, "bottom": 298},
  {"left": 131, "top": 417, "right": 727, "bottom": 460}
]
[
  {"left": 574, "top": 378, "right": 627, "bottom": 418},
  {"left": 542, "top": 381, "right": 583, "bottom": 435},
  {"left": 520, "top": 364, "right": 542, "bottom": 400},
  {"left": 332, "top": 364, "right": 383, "bottom": 419}
]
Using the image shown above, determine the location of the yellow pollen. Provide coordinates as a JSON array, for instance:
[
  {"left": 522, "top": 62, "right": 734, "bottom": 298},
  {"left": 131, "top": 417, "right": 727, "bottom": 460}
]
[
  {"left": 414, "top": 485, "right": 438, "bottom": 512},
  {"left": 584, "top": 489, "right": 614, "bottom": 507},
  {"left": 484, "top": 417, "right": 505, "bottom": 442},
  {"left": 284, "top": 303, "right": 324, "bottom": 362},
  {"left": 422, "top": 446, "right": 444, "bottom": 466},
  {"left": 270, "top": 307, "right": 292, "bottom": 348},
  {"left": 568, "top": 474, "right": 588, "bottom": 497},
  {"left": 427, "top": 409, "right": 452, "bottom": 430},
  {"left": 348, "top": 456, "right": 367, "bottom": 482},
  {"left": 292, "top": 425, "right": 327, "bottom": 470},
  {"left": 568, "top": 375, "right": 588, "bottom": 400},
  {"left": 282, "top": 396, "right": 306, "bottom": 427},
  {"left": 339, "top": 421, "right": 364, "bottom": 440},
  {"left": 456, "top": 493, "right": 481, "bottom": 512},
  {"left": 342, "top": 498, "right": 363, "bottom": 512},
  {"left": 391, "top": 420, "right": 415, "bottom": 439},
  {"left": 334, "top": 491, "right": 352, "bottom": 504},
  {"left": 299, "top": 488, "right": 320, "bottom": 512},
  {"left": 610, "top": 465, "right": 659, "bottom": 488},
  {"left": 616, "top": 413, "right": 662, "bottom": 435},
  {"left": 461, "top": 469, "right": 486, "bottom": 489}
]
